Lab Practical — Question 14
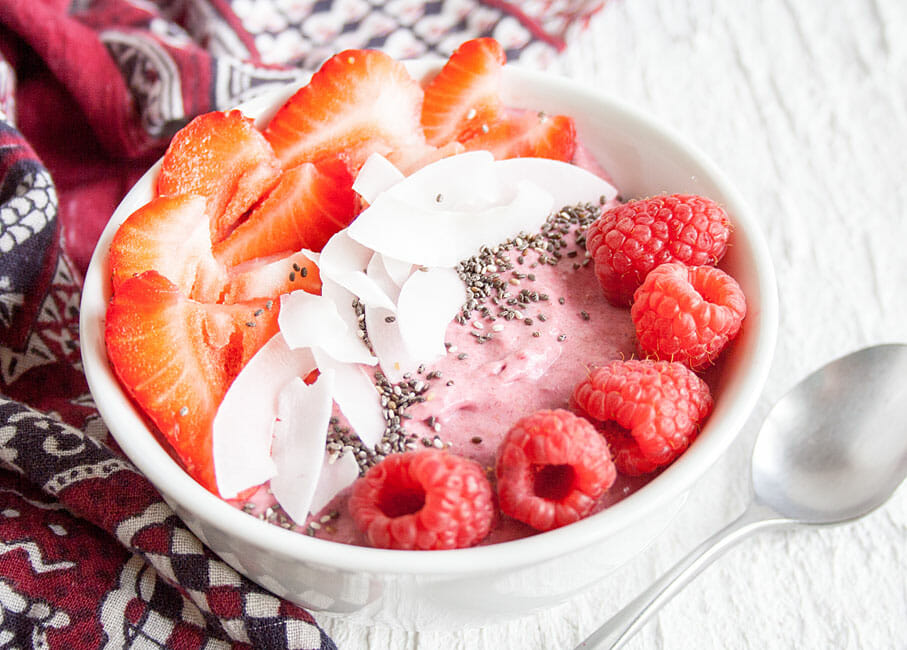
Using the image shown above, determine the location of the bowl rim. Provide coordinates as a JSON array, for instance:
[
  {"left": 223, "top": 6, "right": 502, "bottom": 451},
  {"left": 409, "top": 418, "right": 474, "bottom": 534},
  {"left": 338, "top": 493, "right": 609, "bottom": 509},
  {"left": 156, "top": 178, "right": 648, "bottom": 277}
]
[{"left": 80, "top": 61, "right": 778, "bottom": 576}]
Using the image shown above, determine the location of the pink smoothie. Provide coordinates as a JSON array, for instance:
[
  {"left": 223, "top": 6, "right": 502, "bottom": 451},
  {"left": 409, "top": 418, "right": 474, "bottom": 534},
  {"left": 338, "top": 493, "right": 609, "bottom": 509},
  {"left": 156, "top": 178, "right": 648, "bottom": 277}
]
[{"left": 231, "top": 199, "right": 657, "bottom": 546}]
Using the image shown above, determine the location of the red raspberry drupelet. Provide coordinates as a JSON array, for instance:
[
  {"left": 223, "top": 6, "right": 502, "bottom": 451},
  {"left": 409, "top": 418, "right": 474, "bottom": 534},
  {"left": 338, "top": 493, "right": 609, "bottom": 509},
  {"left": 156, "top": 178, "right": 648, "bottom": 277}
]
[
  {"left": 495, "top": 409, "right": 617, "bottom": 532},
  {"left": 586, "top": 194, "right": 731, "bottom": 306},
  {"left": 348, "top": 449, "right": 494, "bottom": 550},
  {"left": 631, "top": 262, "right": 746, "bottom": 370},
  {"left": 572, "top": 359, "right": 713, "bottom": 476}
]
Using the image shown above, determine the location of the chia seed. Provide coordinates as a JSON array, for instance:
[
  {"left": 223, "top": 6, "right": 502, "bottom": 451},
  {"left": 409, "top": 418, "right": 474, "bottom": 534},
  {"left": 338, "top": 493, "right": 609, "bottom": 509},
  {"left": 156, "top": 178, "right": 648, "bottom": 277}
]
[{"left": 309, "top": 201, "right": 602, "bottom": 480}]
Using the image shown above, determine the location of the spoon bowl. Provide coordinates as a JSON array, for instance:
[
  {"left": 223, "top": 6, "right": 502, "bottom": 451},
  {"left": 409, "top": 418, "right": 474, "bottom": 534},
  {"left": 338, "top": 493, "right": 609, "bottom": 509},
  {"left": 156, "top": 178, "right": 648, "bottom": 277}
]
[
  {"left": 579, "top": 343, "right": 907, "bottom": 649},
  {"left": 752, "top": 343, "right": 907, "bottom": 524}
]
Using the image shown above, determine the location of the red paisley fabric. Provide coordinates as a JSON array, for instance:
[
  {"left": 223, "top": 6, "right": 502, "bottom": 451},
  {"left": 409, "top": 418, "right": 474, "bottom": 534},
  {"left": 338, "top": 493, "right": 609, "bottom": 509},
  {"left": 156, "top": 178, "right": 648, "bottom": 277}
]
[{"left": 0, "top": 1, "right": 604, "bottom": 647}]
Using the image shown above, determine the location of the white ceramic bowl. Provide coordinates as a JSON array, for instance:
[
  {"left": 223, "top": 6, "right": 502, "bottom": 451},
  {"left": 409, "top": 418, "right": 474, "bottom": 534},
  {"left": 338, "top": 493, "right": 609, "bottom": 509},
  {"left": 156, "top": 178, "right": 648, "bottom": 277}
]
[{"left": 80, "top": 61, "right": 778, "bottom": 629}]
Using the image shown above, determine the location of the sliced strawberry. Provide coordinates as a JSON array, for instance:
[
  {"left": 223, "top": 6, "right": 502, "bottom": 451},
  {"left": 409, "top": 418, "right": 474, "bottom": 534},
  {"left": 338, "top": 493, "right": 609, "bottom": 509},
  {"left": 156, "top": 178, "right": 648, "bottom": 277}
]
[
  {"left": 108, "top": 194, "right": 225, "bottom": 303},
  {"left": 105, "top": 271, "right": 279, "bottom": 493},
  {"left": 263, "top": 49, "right": 425, "bottom": 174},
  {"left": 222, "top": 250, "right": 321, "bottom": 303},
  {"left": 462, "top": 110, "right": 577, "bottom": 161},
  {"left": 157, "top": 110, "right": 281, "bottom": 243},
  {"left": 213, "top": 161, "right": 358, "bottom": 267},
  {"left": 420, "top": 37, "right": 506, "bottom": 147}
]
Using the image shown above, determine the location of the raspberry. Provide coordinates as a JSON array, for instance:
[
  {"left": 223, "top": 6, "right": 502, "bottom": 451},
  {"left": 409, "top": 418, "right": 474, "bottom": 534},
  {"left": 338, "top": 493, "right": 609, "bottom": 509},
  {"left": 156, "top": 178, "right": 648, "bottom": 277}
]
[
  {"left": 631, "top": 262, "right": 746, "bottom": 370},
  {"left": 495, "top": 409, "right": 616, "bottom": 532},
  {"left": 572, "top": 359, "right": 713, "bottom": 476},
  {"left": 348, "top": 450, "right": 494, "bottom": 550},
  {"left": 586, "top": 194, "right": 731, "bottom": 306}
]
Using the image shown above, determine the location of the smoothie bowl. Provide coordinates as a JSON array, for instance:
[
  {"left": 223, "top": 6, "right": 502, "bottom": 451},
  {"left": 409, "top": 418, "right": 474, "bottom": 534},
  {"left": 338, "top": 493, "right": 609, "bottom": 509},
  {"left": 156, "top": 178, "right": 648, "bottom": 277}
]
[{"left": 80, "top": 39, "right": 777, "bottom": 627}]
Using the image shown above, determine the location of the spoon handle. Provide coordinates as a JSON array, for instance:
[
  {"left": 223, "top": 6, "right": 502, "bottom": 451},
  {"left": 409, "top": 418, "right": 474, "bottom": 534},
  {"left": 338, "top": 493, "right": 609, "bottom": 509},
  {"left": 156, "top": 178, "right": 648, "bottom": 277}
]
[{"left": 575, "top": 501, "right": 792, "bottom": 650}]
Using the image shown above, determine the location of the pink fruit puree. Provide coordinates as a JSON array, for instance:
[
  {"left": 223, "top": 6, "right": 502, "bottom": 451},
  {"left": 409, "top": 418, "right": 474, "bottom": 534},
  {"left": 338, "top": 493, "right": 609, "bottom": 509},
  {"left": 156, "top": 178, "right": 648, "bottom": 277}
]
[{"left": 229, "top": 205, "right": 657, "bottom": 547}]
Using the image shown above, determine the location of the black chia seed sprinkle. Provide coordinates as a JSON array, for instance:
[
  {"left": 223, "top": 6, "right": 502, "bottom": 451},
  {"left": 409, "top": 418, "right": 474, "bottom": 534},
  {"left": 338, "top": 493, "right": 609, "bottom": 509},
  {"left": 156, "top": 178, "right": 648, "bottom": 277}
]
[
  {"left": 311, "top": 201, "right": 602, "bottom": 479},
  {"left": 289, "top": 271, "right": 296, "bottom": 282}
]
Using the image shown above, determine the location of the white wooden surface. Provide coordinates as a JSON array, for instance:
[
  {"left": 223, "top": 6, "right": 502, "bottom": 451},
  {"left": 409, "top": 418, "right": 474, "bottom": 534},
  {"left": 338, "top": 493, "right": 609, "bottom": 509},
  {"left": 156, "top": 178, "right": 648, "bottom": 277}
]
[{"left": 318, "top": 0, "right": 907, "bottom": 647}]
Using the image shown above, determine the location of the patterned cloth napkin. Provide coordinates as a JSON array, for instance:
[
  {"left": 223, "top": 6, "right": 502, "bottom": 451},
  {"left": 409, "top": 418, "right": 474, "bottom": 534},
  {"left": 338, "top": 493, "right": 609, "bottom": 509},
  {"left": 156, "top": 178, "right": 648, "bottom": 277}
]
[{"left": 0, "top": 1, "right": 604, "bottom": 647}]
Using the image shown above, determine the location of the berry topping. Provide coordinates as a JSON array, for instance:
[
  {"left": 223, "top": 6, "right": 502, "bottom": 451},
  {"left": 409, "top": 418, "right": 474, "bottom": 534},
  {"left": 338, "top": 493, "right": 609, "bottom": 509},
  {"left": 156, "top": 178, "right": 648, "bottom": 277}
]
[
  {"left": 349, "top": 450, "right": 494, "bottom": 550},
  {"left": 156, "top": 110, "right": 280, "bottom": 244},
  {"left": 108, "top": 193, "right": 224, "bottom": 303},
  {"left": 104, "top": 272, "right": 279, "bottom": 492},
  {"left": 631, "top": 262, "right": 746, "bottom": 370},
  {"left": 462, "top": 110, "right": 577, "bottom": 162},
  {"left": 586, "top": 194, "right": 731, "bottom": 306},
  {"left": 212, "top": 160, "right": 358, "bottom": 267},
  {"left": 572, "top": 359, "right": 713, "bottom": 476},
  {"left": 495, "top": 409, "right": 616, "bottom": 531},
  {"left": 263, "top": 49, "right": 425, "bottom": 175},
  {"left": 420, "top": 37, "right": 506, "bottom": 146}
]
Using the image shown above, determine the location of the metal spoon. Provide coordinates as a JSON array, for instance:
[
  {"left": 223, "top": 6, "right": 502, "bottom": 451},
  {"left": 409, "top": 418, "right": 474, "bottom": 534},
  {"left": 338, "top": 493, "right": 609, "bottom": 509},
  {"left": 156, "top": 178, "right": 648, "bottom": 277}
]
[{"left": 577, "top": 343, "right": 907, "bottom": 649}]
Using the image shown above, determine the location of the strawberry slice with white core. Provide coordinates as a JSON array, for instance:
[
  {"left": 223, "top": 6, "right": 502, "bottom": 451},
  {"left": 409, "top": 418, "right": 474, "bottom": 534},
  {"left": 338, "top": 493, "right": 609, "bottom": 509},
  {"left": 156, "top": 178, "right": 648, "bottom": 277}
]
[
  {"left": 269, "top": 372, "right": 335, "bottom": 524},
  {"left": 462, "top": 110, "right": 577, "bottom": 162},
  {"left": 213, "top": 161, "right": 358, "bottom": 267},
  {"left": 213, "top": 332, "right": 316, "bottom": 498},
  {"left": 263, "top": 49, "right": 426, "bottom": 174},
  {"left": 156, "top": 110, "right": 280, "bottom": 243},
  {"left": 420, "top": 37, "right": 506, "bottom": 146},
  {"left": 105, "top": 271, "right": 278, "bottom": 493},
  {"left": 108, "top": 194, "right": 224, "bottom": 303},
  {"left": 221, "top": 250, "right": 321, "bottom": 303}
]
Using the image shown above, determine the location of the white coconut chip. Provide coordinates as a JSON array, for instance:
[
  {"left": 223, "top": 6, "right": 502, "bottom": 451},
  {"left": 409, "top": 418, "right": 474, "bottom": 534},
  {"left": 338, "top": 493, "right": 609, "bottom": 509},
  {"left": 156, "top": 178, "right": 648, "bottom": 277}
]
[
  {"left": 378, "top": 253, "right": 413, "bottom": 288},
  {"left": 383, "top": 150, "right": 502, "bottom": 211},
  {"left": 318, "top": 231, "right": 397, "bottom": 311},
  {"left": 397, "top": 267, "right": 465, "bottom": 362},
  {"left": 364, "top": 303, "right": 420, "bottom": 384},
  {"left": 309, "top": 449, "right": 360, "bottom": 517},
  {"left": 213, "top": 333, "right": 316, "bottom": 498},
  {"left": 269, "top": 371, "right": 335, "bottom": 525},
  {"left": 278, "top": 291, "right": 376, "bottom": 365},
  {"left": 312, "top": 349, "right": 385, "bottom": 449},
  {"left": 494, "top": 157, "right": 619, "bottom": 207},
  {"left": 352, "top": 153, "right": 405, "bottom": 203},
  {"left": 347, "top": 180, "right": 553, "bottom": 267},
  {"left": 366, "top": 252, "right": 404, "bottom": 304}
]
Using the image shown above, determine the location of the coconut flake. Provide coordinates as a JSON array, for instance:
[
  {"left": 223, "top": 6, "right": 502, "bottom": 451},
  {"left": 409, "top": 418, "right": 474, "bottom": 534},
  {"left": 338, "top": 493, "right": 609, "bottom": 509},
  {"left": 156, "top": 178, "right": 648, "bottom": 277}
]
[
  {"left": 366, "top": 252, "right": 402, "bottom": 303},
  {"left": 348, "top": 180, "right": 552, "bottom": 267},
  {"left": 365, "top": 302, "right": 420, "bottom": 384},
  {"left": 386, "top": 151, "right": 502, "bottom": 209},
  {"left": 397, "top": 267, "right": 465, "bottom": 362},
  {"left": 269, "top": 371, "right": 335, "bottom": 525},
  {"left": 213, "top": 333, "right": 315, "bottom": 498},
  {"left": 278, "top": 291, "right": 376, "bottom": 365},
  {"left": 379, "top": 253, "right": 413, "bottom": 288},
  {"left": 309, "top": 450, "right": 360, "bottom": 516},
  {"left": 353, "top": 153, "right": 405, "bottom": 203},
  {"left": 312, "top": 349, "right": 385, "bottom": 448},
  {"left": 494, "top": 157, "right": 618, "bottom": 207},
  {"left": 317, "top": 231, "right": 396, "bottom": 311}
]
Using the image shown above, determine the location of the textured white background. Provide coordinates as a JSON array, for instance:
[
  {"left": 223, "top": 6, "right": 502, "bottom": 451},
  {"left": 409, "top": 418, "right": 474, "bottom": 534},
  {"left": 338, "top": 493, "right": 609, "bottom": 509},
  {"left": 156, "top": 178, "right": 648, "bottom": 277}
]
[{"left": 318, "top": 0, "right": 907, "bottom": 647}]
